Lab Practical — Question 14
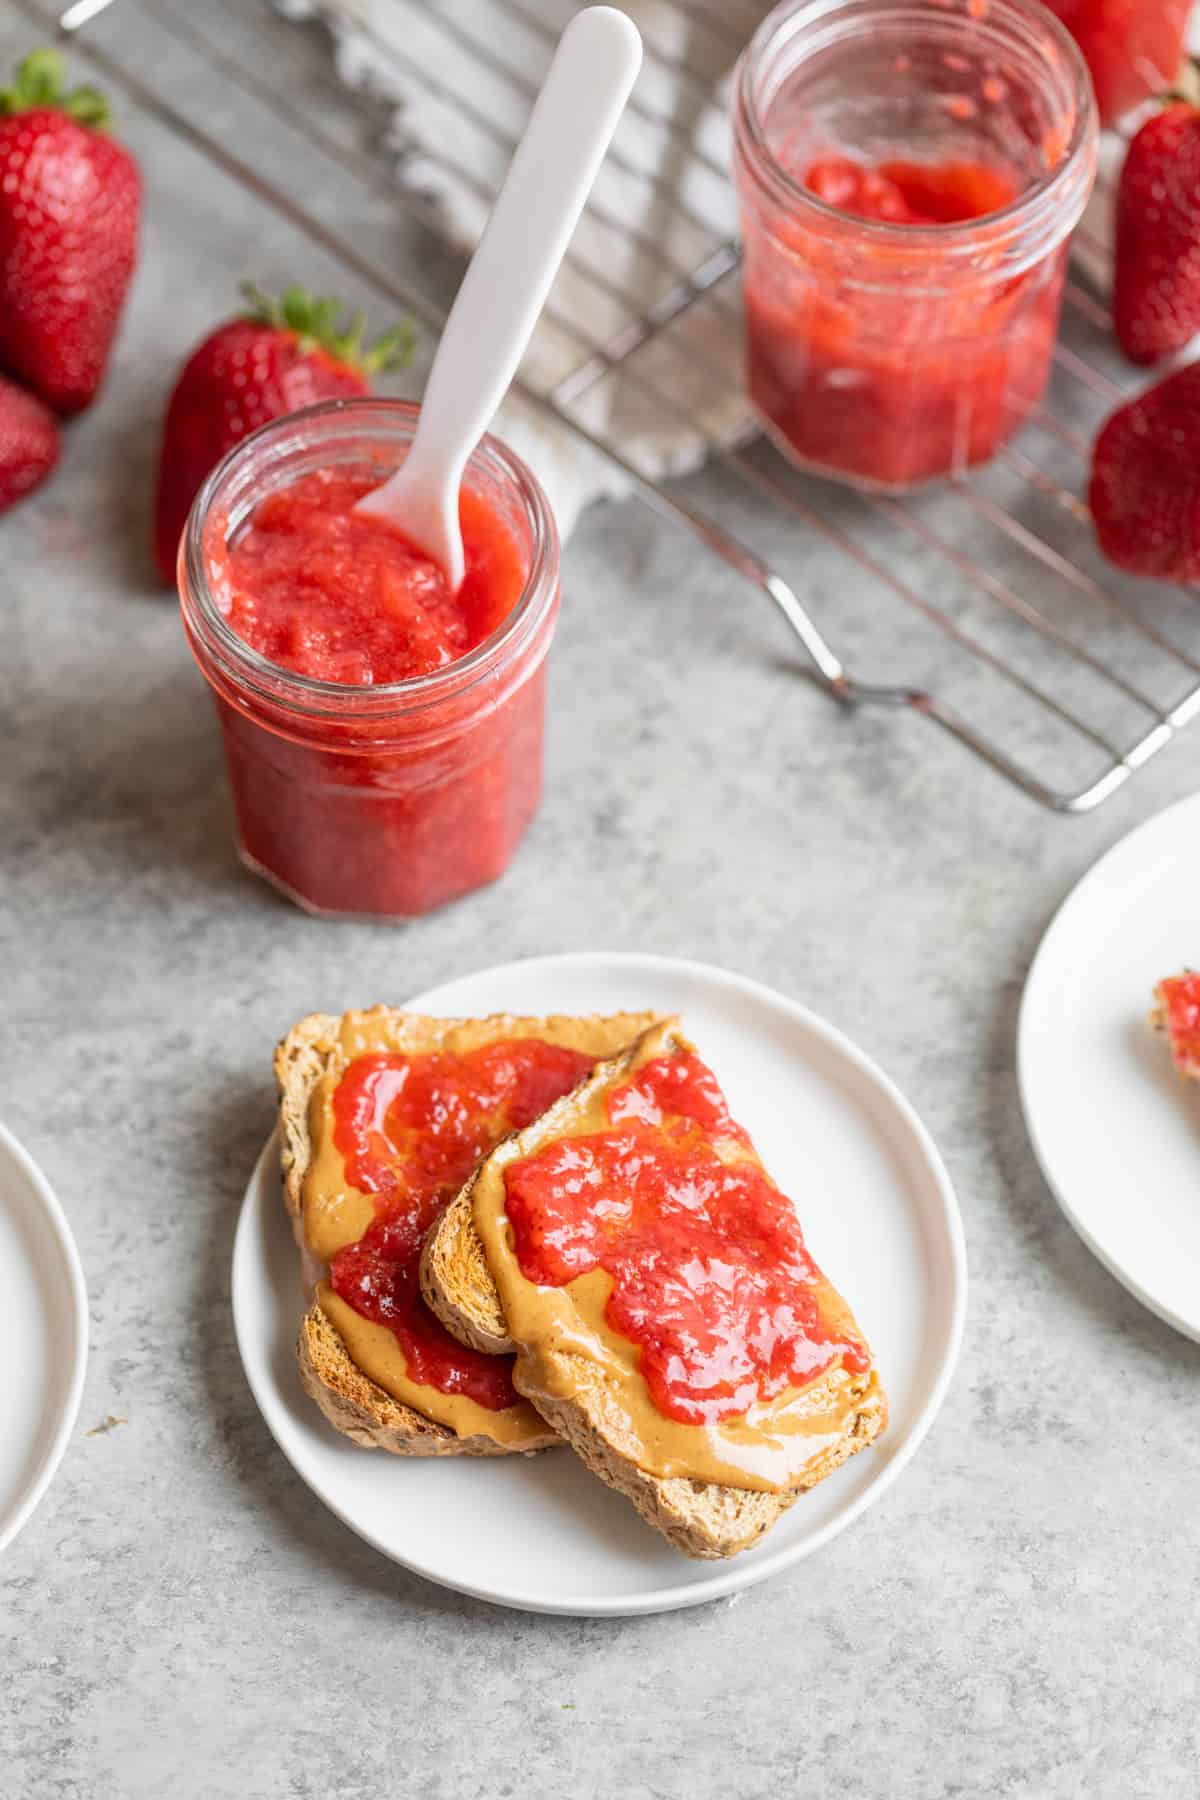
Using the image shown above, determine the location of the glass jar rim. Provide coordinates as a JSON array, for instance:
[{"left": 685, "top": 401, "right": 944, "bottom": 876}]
[
  {"left": 733, "top": 0, "right": 1098, "bottom": 259},
  {"left": 179, "top": 396, "right": 560, "bottom": 723}
]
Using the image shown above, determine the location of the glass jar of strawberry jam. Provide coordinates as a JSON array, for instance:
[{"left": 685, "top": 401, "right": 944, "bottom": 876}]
[
  {"left": 733, "top": 0, "right": 1098, "bottom": 492},
  {"left": 178, "top": 399, "right": 560, "bottom": 919}
]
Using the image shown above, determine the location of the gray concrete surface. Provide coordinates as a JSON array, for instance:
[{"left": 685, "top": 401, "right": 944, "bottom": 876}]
[{"left": 2, "top": 2, "right": 1198, "bottom": 1796}]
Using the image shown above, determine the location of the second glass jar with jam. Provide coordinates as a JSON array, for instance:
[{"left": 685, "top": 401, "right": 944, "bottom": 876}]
[{"left": 733, "top": 0, "right": 1098, "bottom": 493}]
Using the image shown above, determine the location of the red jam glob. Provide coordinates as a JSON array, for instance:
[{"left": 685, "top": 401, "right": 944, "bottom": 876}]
[
  {"left": 733, "top": 0, "right": 1098, "bottom": 491},
  {"left": 178, "top": 400, "right": 560, "bottom": 919},
  {"left": 329, "top": 1039, "right": 594, "bottom": 1408},
  {"left": 504, "top": 1052, "right": 870, "bottom": 1427},
  {"left": 1154, "top": 974, "right": 1200, "bottom": 1080},
  {"left": 803, "top": 156, "right": 1019, "bottom": 228},
  {"left": 219, "top": 469, "right": 527, "bottom": 686}
]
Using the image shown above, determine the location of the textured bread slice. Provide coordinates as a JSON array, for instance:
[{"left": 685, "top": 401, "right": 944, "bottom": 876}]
[
  {"left": 421, "top": 1180, "right": 513, "bottom": 1355},
  {"left": 276, "top": 1006, "right": 659, "bottom": 1459},
  {"left": 531, "top": 1367, "right": 886, "bottom": 1558},
  {"left": 421, "top": 1022, "right": 888, "bottom": 1557},
  {"left": 296, "top": 1298, "right": 541, "bottom": 1457}
]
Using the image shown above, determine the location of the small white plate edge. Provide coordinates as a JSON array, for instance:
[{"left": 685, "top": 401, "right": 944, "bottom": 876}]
[
  {"left": 0, "top": 1121, "right": 89, "bottom": 1556},
  {"left": 1016, "top": 794, "right": 1200, "bottom": 1344}
]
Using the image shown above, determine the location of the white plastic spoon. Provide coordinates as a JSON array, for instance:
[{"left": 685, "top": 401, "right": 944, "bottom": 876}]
[{"left": 355, "top": 6, "right": 642, "bottom": 588}]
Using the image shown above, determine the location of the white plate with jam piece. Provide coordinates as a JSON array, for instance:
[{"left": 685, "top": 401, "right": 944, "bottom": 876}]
[
  {"left": 233, "top": 952, "right": 966, "bottom": 1616},
  {"left": 0, "top": 1123, "right": 88, "bottom": 1557},
  {"left": 1019, "top": 793, "right": 1200, "bottom": 1344}
]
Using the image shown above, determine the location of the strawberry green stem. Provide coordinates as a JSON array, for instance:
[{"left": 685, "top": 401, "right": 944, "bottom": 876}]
[
  {"left": 238, "top": 281, "right": 416, "bottom": 374},
  {"left": 0, "top": 49, "right": 112, "bottom": 129}
]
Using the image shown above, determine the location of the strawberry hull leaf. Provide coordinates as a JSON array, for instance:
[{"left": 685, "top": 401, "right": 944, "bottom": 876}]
[
  {"left": 236, "top": 280, "right": 415, "bottom": 375},
  {"left": 0, "top": 49, "right": 113, "bottom": 130}
]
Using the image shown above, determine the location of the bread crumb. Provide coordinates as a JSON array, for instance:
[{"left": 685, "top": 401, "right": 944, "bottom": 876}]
[{"left": 85, "top": 1414, "right": 127, "bottom": 1437}]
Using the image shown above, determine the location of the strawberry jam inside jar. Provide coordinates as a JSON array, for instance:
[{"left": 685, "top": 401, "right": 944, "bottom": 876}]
[
  {"left": 1041, "top": 1, "right": 1189, "bottom": 127},
  {"left": 733, "top": 0, "right": 1098, "bottom": 492},
  {"left": 178, "top": 399, "right": 560, "bottom": 919}
]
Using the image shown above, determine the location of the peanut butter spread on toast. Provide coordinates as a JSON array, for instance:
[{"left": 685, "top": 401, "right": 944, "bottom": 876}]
[
  {"left": 297, "top": 1007, "right": 658, "bottom": 1449},
  {"left": 470, "top": 1020, "right": 886, "bottom": 1492}
]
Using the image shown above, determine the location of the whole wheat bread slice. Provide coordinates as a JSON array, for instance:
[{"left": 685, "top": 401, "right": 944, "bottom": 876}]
[
  {"left": 276, "top": 1006, "right": 657, "bottom": 1458},
  {"left": 421, "top": 1023, "right": 888, "bottom": 1556},
  {"left": 421, "top": 1179, "right": 513, "bottom": 1354},
  {"left": 296, "top": 1298, "right": 545, "bottom": 1456}
]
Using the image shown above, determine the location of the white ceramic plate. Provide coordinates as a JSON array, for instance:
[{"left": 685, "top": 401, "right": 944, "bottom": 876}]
[
  {"left": 233, "top": 952, "right": 966, "bottom": 1615},
  {"left": 0, "top": 1123, "right": 88, "bottom": 1556},
  {"left": 1020, "top": 792, "right": 1200, "bottom": 1342}
]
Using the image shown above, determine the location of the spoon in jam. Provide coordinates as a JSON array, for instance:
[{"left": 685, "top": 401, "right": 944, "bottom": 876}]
[{"left": 355, "top": 5, "right": 642, "bottom": 589}]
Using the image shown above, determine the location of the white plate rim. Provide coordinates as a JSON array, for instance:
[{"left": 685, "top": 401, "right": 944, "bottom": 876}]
[
  {"left": 233, "top": 950, "right": 968, "bottom": 1615},
  {"left": 1017, "top": 793, "right": 1200, "bottom": 1344},
  {"left": 0, "top": 1121, "right": 89, "bottom": 1556}
]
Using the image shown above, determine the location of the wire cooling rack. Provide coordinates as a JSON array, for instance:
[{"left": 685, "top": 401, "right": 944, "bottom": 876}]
[{"left": 31, "top": 0, "right": 1200, "bottom": 811}]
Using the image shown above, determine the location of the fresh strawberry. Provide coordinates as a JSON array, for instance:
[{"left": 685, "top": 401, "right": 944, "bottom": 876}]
[
  {"left": 153, "top": 284, "right": 414, "bottom": 583},
  {"left": 1113, "top": 102, "right": 1200, "bottom": 366},
  {"left": 1090, "top": 362, "right": 1200, "bottom": 582},
  {"left": 1042, "top": 0, "right": 1189, "bottom": 128},
  {"left": 0, "top": 373, "right": 59, "bottom": 512},
  {"left": 0, "top": 50, "right": 141, "bottom": 414}
]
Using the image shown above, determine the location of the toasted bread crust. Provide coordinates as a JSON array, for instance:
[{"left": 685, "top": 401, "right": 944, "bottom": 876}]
[
  {"left": 275, "top": 1011, "right": 341, "bottom": 1274},
  {"left": 420, "top": 1183, "right": 514, "bottom": 1354},
  {"left": 527, "top": 1373, "right": 888, "bottom": 1557},
  {"left": 424, "top": 1024, "right": 889, "bottom": 1556},
  {"left": 276, "top": 1006, "right": 660, "bottom": 1456},
  {"left": 296, "top": 1300, "right": 556, "bottom": 1456}
]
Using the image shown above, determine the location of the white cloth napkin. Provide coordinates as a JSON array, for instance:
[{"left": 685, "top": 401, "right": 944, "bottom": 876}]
[{"left": 281, "top": 0, "right": 1198, "bottom": 535}]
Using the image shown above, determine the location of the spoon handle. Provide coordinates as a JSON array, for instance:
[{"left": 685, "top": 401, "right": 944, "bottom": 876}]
[{"left": 408, "top": 6, "right": 642, "bottom": 493}]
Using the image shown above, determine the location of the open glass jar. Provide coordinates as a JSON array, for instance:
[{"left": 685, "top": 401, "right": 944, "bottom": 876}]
[
  {"left": 733, "top": 0, "right": 1098, "bottom": 492},
  {"left": 178, "top": 399, "right": 560, "bottom": 920}
]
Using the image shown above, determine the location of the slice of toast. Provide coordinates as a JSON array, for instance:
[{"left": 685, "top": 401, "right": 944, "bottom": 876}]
[
  {"left": 420, "top": 1179, "right": 513, "bottom": 1355},
  {"left": 276, "top": 1006, "right": 659, "bottom": 1459},
  {"left": 421, "top": 1020, "right": 887, "bottom": 1556},
  {"left": 296, "top": 1299, "right": 536, "bottom": 1457}
]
